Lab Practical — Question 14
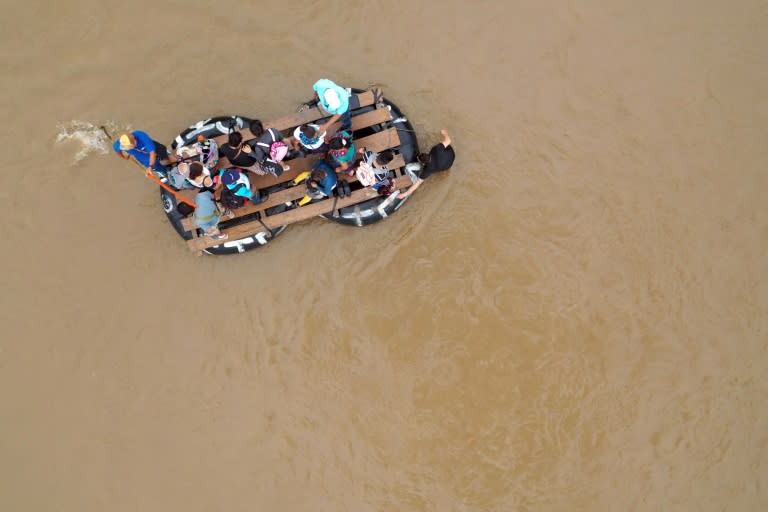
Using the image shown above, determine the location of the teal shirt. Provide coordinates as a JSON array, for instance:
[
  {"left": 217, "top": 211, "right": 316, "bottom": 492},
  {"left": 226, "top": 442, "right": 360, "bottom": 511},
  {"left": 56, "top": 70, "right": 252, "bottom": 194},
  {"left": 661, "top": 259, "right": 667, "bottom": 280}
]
[{"left": 313, "top": 79, "right": 349, "bottom": 115}]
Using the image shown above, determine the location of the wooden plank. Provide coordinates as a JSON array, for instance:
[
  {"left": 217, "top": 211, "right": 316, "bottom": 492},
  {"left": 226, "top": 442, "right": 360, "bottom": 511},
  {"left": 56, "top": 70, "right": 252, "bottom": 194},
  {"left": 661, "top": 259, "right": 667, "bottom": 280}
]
[
  {"left": 181, "top": 152, "right": 406, "bottom": 233},
  {"left": 210, "top": 90, "right": 376, "bottom": 146},
  {"left": 211, "top": 108, "right": 391, "bottom": 175},
  {"left": 180, "top": 129, "right": 403, "bottom": 232},
  {"left": 187, "top": 172, "right": 413, "bottom": 252}
]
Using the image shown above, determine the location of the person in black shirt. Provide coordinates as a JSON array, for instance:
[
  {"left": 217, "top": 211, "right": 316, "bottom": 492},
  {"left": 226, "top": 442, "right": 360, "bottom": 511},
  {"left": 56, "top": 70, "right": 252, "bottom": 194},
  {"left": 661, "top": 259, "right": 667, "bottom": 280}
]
[
  {"left": 219, "top": 132, "right": 262, "bottom": 171},
  {"left": 399, "top": 129, "right": 455, "bottom": 199}
]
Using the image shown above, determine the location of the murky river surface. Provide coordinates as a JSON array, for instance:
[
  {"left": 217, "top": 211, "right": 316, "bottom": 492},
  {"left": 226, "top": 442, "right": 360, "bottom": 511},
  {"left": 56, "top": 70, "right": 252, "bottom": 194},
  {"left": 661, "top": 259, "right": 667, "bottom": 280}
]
[{"left": 1, "top": 1, "right": 767, "bottom": 510}]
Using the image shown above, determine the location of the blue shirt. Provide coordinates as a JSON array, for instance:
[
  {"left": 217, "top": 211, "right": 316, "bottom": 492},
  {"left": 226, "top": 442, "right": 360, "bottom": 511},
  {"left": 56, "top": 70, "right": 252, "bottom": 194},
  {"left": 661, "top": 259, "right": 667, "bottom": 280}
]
[
  {"left": 112, "top": 130, "right": 156, "bottom": 167},
  {"left": 313, "top": 79, "right": 349, "bottom": 115},
  {"left": 193, "top": 191, "right": 220, "bottom": 229},
  {"left": 313, "top": 161, "right": 338, "bottom": 197}
]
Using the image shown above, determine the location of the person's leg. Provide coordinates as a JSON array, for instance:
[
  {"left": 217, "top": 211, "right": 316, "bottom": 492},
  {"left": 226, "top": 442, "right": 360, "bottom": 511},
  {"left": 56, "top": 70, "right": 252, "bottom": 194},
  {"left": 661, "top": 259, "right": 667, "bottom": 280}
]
[
  {"left": 204, "top": 219, "right": 228, "bottom": 240},
  {"left": 152, "top": 140, "right": 172, "bottom": 175},
  {"left": 340, "top": 110, "right": 352, "bottom": 131}
]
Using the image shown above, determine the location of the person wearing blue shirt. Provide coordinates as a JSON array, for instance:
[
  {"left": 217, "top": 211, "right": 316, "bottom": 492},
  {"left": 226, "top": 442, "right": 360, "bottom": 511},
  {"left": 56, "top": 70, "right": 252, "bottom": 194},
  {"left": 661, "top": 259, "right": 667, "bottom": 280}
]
[
  {"left": 193, "top": 190, "right": 230, "bottom": 241},
  {"left": 307, "top": 160, "right": 338, "bottom": 199},
  {"left": 112, "top": 130, "right": 171, "bottom": 177}
]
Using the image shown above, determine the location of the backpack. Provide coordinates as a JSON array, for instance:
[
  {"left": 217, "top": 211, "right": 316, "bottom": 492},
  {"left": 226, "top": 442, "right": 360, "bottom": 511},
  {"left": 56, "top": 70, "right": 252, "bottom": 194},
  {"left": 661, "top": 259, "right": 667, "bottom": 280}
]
[
  {"left": 195, "top": 138, "right": 219, "bottom": 168},
  {"left": 256, "top": 128, "right": 288, "bottom": 162},
  {"left": 220, "top": 187, "right": 245, "bottom": 209},
  {"left": 259, "top": 158, "right": 283, "bottom": 177}
]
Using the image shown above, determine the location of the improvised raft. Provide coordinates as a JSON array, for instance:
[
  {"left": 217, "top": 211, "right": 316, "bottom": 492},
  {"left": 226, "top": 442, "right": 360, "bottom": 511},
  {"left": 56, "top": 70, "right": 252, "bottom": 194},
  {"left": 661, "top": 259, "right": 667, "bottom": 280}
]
[{"left": 157, "top": 88, "right": 420, "bottom": 255}]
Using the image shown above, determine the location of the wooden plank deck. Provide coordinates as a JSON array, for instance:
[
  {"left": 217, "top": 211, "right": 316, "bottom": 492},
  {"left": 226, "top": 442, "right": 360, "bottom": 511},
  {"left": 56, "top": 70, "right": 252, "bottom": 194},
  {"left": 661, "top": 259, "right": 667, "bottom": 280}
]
[
  {"left": 182, "top": 128, "right": 404, "bottom": 231},
  {"left": 180, "top": 152, "right": 407, "bottom": 233},
  {"left": 165, "top": 88, "right": 414, "bottom": 252},
  {"left": 187, "top": 174, "right": 413, "bottom": 252},
  {"left": 213, "top": 106, "right": 394, "bottom": 173},
  {"left": 212, "top": 90, "right": 377, "bottom": 145}
]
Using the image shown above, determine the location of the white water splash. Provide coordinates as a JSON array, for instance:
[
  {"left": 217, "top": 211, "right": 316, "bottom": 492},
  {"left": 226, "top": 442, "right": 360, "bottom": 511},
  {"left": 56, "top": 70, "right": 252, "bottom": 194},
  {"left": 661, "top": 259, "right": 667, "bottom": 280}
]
[{"left": 55, "top": 120, "right": 128, "bottom": 163}]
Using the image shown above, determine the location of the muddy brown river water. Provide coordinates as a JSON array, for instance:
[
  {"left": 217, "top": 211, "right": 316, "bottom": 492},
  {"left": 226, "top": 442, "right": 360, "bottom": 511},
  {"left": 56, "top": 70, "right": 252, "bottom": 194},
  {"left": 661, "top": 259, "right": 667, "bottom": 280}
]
[{"left": 1, "top": 1, "right": 766, "bottom": 510}]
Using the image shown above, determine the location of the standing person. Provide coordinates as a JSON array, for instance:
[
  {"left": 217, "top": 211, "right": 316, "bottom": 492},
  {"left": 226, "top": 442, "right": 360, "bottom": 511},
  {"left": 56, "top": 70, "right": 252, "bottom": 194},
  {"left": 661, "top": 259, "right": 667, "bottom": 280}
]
[
  {"left": 113, "top": 130, "right": 173, "bottom": 177},
  {"left": 312, "top": 78, "right": 352, "bottom": 134},
  {"left": 193, "top": 190, "right": 232, "bottom": 241},
  {"left": 399, "top": 129, "right": 455, "bottom": 199}
]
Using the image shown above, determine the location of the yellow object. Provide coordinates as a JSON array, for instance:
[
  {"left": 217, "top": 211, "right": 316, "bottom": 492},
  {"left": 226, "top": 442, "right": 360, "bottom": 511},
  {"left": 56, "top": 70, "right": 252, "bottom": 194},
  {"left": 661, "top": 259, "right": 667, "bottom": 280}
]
[
  {"left": 118, "top": 134, "right": 134, "bottom": 150},
  {"left": 293, "top": 171, "right": 310, "bottom": 185},
  {"left": 298, "top": 195, "right": 312, "bottom": 206}
]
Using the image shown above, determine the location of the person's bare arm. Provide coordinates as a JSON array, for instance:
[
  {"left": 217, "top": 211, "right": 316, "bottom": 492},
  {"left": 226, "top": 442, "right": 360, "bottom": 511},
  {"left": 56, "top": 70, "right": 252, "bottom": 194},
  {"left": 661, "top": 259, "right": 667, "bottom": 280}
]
[
  {"left": 318, "top": 114, "right": 341, "bottom": 135},
  {"left": 440, "top": 129, "right": 452, "bottom": 148},
  {"left": 399, "top": 178, "right": 424, "bottom": 199}
]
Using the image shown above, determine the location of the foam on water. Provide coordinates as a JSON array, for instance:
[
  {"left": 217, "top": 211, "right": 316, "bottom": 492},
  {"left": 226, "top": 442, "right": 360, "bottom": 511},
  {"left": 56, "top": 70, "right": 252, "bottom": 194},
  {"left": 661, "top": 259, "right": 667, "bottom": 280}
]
[{"left": 55, "top": 120, "right": 129, "bottom": 163}]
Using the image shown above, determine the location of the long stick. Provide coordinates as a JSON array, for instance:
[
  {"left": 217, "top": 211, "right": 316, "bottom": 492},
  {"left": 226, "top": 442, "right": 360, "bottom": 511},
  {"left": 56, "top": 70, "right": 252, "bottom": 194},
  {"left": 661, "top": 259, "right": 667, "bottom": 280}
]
[
  {"left": 102, "top": 126, "right": 196, "bottom": 208},
  {"left": 126, "top": 156, "right": 196, "bottom": 207}
]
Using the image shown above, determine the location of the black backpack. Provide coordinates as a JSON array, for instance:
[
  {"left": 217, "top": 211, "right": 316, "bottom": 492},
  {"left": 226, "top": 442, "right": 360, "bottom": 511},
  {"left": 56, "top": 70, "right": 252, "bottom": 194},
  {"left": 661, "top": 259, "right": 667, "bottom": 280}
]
[
  {"left": 220, "top": 187, "right": 246, "bottom": 209},
  {"left": 259, "top": 158, "right": 283, "bottom": 177}
]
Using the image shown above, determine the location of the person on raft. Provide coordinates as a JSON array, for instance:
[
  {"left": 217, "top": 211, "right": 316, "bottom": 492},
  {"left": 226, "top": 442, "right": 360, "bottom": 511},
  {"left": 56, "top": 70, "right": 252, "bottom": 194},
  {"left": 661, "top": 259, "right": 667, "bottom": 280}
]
[
  {"left": 113, "top": 131, "right": 173, "bottom": 178},
  {"left": 312, "top": 78, "right": 352, "bottom": 135},
  {"left": 399, "top": 129, "right": 455, "bottom": 199}
]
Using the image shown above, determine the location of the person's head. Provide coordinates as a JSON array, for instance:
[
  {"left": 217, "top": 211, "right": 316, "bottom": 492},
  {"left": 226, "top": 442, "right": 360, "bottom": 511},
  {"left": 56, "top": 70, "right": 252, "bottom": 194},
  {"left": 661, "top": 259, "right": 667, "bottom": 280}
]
[
  {"left": 417, "top": 152, "right": 431, "bottom": 166},
  {"left": 249, "top": 120, "right": 264, "bottom": 137},
  {"left": 329, "top": 136, "right": 347, "bottom": 150},
  {"left": 310, "top": 169, "right": 326, "bottom": 182},
  {"left": 118, "top": 133, "right": 135, "bottom": 150},
  {"left": 189, "top": 162, "right": 204, "bottom": 180},
  {"left": 221, "top": 169, "right": 239, "bottom": 186},
  {"left": 376, "top": 149, "right": 394, "bottom": 167},
  {"left": 300, "top": 124, "right": 318, "bottom": 140},
  {"left": 228, "top": 132, "right": 243, "bottom": 147}
]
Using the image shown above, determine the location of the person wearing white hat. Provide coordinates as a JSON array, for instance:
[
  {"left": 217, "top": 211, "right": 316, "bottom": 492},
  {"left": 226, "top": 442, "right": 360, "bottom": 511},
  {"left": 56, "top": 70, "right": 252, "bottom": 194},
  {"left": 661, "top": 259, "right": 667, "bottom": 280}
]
[{"left": 312, "top": 78, "right": 352, "bottom": 136}]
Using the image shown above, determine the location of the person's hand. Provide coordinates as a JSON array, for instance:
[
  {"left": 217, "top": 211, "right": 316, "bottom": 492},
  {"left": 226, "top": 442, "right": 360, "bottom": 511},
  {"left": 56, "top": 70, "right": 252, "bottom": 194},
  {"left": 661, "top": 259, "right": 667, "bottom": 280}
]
[{"left": 145, "top": 166, "right": 153, "bottom": 177}]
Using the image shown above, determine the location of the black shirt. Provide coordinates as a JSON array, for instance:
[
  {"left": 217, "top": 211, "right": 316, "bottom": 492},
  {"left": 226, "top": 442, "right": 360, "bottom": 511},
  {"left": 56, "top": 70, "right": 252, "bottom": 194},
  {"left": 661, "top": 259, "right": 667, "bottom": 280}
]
[
  {"left": 220, "top": 143, "right": 257, "bottom": 167},
  {"left": 420, "top": 143, "right": 455, "bottom": 180}
]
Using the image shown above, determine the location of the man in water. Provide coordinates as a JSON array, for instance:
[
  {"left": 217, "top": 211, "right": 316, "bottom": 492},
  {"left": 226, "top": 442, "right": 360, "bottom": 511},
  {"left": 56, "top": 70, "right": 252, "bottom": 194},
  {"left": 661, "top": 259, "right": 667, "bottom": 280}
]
[
  {"left": 399, "top": 129, "right": 455, "bottom": 199},
  {"left": 113, "top": 131, "right": 172, "bottom": 178}
]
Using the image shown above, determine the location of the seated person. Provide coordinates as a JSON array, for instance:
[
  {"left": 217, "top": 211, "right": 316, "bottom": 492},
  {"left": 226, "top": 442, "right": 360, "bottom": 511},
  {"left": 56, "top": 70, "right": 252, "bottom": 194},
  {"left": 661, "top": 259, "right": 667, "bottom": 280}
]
[
  {"left": 355, "top": 148, "right": 395, "bottom": 192},
  {"left": 291, "top": 123, "right": 327, "bottom": 154},
  {"left": 327, "top": 130, "right": 356, "bottom": 174},
  {"left": 175, "top": 136, "right": 219, "bottom": 170},
  {"left": 220, "top": 169, "right": 268, "bottom": 205},
  {"left": 306, "top": 160, "right": 338, "bottom": 199},
  {"left": 186, "top": 162, "right": 215, "bottom": 190},
  {"left": 219, "top": 132, "right": 262, "bottom": 172},
  {"left": 248, "top": 120, "right": 290, "bottom": 173},
  {"left": 193, "top": 190, "right": 232, "bottom": 241},
  {"left": 400, "top": 129, "right": 455, "bottom": 199}
]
